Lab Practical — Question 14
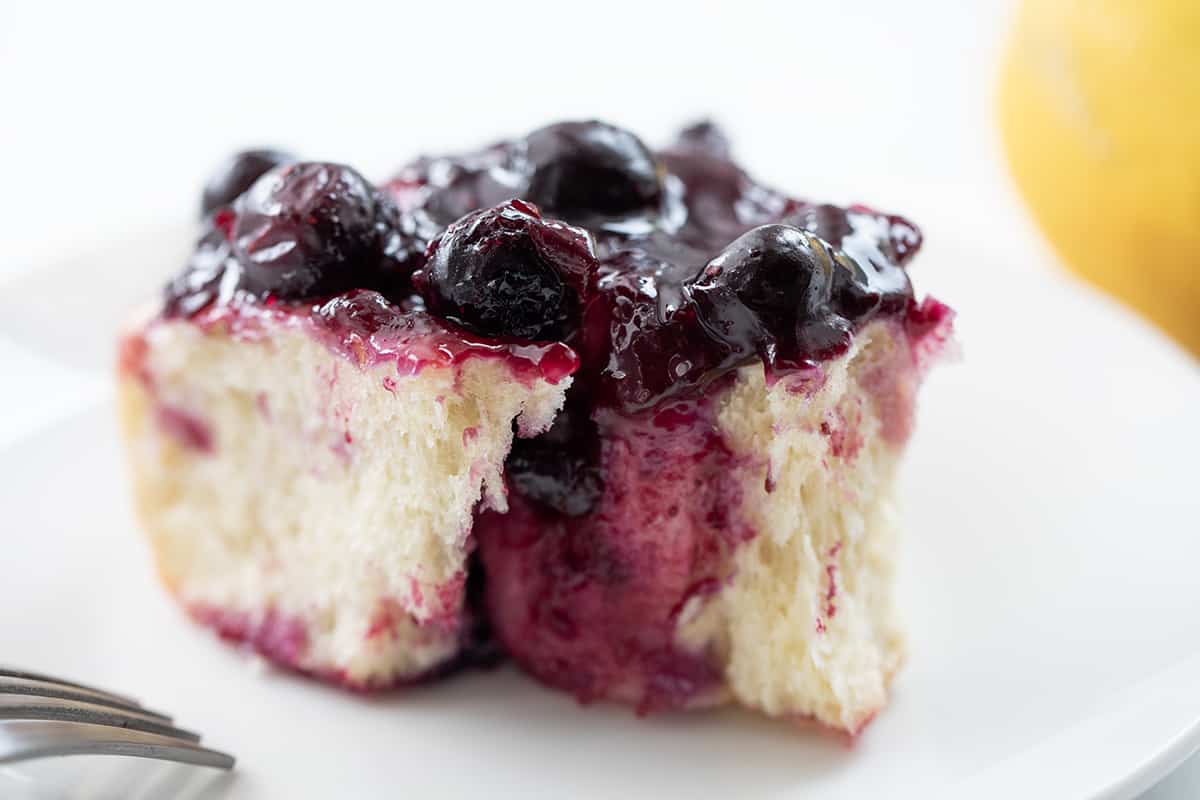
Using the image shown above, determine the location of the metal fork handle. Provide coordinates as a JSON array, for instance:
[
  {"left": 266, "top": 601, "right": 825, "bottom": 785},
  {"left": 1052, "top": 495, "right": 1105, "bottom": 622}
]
[{"left": 0, "top": 719, "right": 235, "bottom": 769}]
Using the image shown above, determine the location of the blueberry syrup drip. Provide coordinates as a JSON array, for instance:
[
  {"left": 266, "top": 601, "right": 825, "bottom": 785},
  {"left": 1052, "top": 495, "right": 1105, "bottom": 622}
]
[{"left": 504, "top": 400, "right": 603, "bottom": 518}]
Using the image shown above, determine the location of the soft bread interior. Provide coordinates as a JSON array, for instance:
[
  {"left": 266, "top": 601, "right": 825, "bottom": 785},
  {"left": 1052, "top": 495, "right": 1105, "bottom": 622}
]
[
  {"left": 678, "top": 320, "right": 914, "bottom": 732},
  {"left": 119, "top": 317, "right": 568, "bottom": 686}
]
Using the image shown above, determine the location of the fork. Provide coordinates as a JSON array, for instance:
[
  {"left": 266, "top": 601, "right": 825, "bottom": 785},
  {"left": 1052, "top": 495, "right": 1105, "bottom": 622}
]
[{"left": 0, "top": 667, "right": 234, "bottom": 769}]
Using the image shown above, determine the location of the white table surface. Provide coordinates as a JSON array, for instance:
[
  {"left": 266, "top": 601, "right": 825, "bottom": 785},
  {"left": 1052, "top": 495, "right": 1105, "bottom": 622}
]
[{"left": 2, "top": 1, "right": 1196, "bottom": 795}]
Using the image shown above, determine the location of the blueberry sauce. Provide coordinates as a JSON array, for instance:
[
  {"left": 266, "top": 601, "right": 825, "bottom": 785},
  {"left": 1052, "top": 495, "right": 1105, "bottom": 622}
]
[
  {"left": 162, "top": 121, "right": 946, "bottom": 710},
  {"left": 166, "top": 120, "right": 920, "bottom": 405},
  {"left": 476, "top": 398, "right": 754, "bottom": 712}
]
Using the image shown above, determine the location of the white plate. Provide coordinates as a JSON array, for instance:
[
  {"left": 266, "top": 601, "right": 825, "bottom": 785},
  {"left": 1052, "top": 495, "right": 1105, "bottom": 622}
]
[{"left": 1, "top": 191, "right": 1198, "bottom": 800}]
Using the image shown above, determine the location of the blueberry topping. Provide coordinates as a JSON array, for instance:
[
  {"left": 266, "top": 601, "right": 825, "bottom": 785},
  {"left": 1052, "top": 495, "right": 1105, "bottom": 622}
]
[
  {"left": 232, "top": 162, "right": 386, "bottom": 300},
  {"left": 690, "top": 224, "right": 862, "bottom": 367},
  {"left": 372, "top": 204, "right": 438, "bottom": 302},
  {"left": 414, "top": 200, "right": 597, "bottom": 341},
  {"left": 169, "top": 121, "right": 922, "bottom": 415},
  {"left": 697, "top": 224, "right": 835, "bottom": 313},
  {"left": 525, "top": 121, "right": 662, "bottom": 221},
  {"left": 201, "top": 149, "right": 295, "bottom": 217}
]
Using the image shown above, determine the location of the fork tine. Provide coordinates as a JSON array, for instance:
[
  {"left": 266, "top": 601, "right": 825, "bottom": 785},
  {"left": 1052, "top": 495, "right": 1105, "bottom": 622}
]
[
  {"left": 0, "top": 695, "right": 201, "bottom": 742},
  {"left": 0, "top": 719, "right": 235, "bottom": 769},
  {"left": 0, "top": 668, "right": 140, "bottom": 706},
  {"left": 0, "top": 676, "right": 172, "bottom": 722}
]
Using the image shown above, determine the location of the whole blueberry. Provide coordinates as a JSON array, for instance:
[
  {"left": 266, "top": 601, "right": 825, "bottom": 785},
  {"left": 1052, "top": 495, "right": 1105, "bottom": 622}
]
[
  {"left": 689, "top": 224, "right": 861, "bottom": 365},
  {"left": 524, "top": 121, "right": 662, "bottom": 221},
  {"left": 413, "top": 200, "right": 597, "bottom": 341},
  {"left": 695, "top": 224, "right": 836, "bottom": 314},
  {"left": 232, "top": 162, "right": 384, "bottom": 299},
  {"left": 373, "top": 202, "right": 439, "bottom": 301},
  {"left": 201, "top": 148, "right": 296, "bottom": 217},
  {"left": 505, "top": 405, "right": 603, "bottom": 517}
]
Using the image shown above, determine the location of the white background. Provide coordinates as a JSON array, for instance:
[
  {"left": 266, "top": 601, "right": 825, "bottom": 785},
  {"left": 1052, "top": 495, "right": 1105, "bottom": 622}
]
[
  {"left": 1, "top": 1, "right": 1197, "bottom": 795},
  {"left": 1, "top": 1, "right": 1006, "bottom": 273}
]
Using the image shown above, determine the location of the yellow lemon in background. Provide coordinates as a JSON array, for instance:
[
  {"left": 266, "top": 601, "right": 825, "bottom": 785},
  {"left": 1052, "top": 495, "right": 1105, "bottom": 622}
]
[{"left": 999, "top": 0, "right": 1200, "bottom": 356}]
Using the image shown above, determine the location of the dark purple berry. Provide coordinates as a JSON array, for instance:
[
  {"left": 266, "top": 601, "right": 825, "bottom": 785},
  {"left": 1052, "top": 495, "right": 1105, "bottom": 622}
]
[
  {"left": 414, "top": 200, "right": 597, "bottom": 341},
  {"left": 372, "top": 204, "right": 439, "bottom": 302},
  {"left": 695, "top": 224, "right": 835, "bottom": 313},
  {"left": 232, "top": 162, "right": 384, "bottom": 300},
  {"left": 201, "top": 149, "right": 295, "bottom": 217},
  {"left": 689, "top": 224, "right": 857, "bottom": 366},
  {"left": 505, "top": 404, "right": 603, "bottom": 517},
  {"left": 829, "top": 249, "right": 886, "bottom": 321},
  {"left": 525, "top": 121, "right": 662, "bottom": 221}
]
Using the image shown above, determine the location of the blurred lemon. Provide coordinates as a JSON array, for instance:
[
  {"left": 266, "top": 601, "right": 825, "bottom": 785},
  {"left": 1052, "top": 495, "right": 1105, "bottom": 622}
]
[{"left": 999, "top": 0, "right": 1200, "bottom": 355}]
